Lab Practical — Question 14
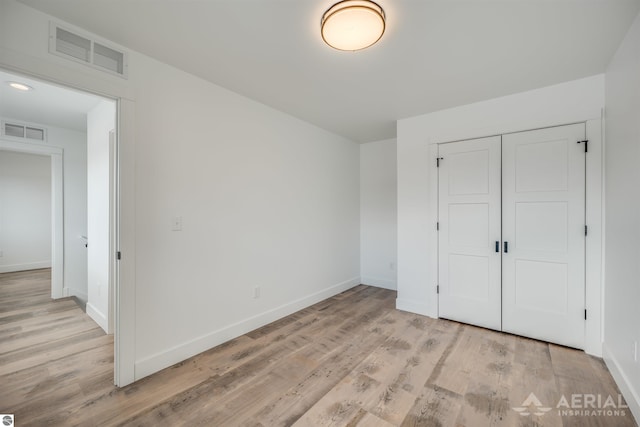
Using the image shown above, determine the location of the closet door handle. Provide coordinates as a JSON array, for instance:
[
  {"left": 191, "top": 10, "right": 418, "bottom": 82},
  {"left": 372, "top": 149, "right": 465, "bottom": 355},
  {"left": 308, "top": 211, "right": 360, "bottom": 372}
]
[
  {"left": 495, "top": 241, "right": 500, "bottom": 253},
  {"left": 504, "top": 241, "right": 509, "bottom": 253}
]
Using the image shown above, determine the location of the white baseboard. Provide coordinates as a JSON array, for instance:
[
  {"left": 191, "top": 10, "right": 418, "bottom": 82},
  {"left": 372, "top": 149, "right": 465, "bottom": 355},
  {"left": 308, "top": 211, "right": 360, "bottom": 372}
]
[
  {"left": 64, "top": 287, "right": 88, "bottom": 304},
  {"left": 361, "top": 276, "right": 396, "bottom": 290},
  {"left": 86, "top": 302, "right": 108, "bottom": 333},
  {"left": 603, "top": 342, "right": 640, "bottom": 424},
  {"left": 134, "top": 276, "right": 361, "bottom": 381},
  {"left": 396, "top": 298, "right": 434, "bottom": 318},
  {"left": 0, "top": 261, "right": 51, "bottom": 273}
]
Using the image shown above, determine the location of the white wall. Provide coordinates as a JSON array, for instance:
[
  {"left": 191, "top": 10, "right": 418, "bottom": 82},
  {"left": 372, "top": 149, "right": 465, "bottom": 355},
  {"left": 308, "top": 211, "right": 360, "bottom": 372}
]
[
  {"left": 397, "top": 75, "right": 605, "bottom": 353},
  {"left": 360, "top": 139, "right": 397, "bottom": 290},
  {"left": 0, "top": 121, "right": 88, "bottom": 300},
  {"left": 132, "top": 54, "right": 360, "bottom": 377},
  {"left": 0, "top": 0, "right": 360, "bottom": 383},
  {"left": 0, "top": 151, "right": 51, "bottom": 272},
  {"left": 603, "top": 10, "right": 640, "bottom": 422},
  {"left": 86, "top": 100, "right": 115, "bottom": 333}
]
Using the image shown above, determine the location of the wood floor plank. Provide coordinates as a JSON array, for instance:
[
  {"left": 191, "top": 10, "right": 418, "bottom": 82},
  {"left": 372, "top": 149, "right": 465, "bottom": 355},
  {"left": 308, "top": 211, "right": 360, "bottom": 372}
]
[
  {"left": 0, "top": 344, "right": 113, "bottom": 412},
  {"left": 445, "top": 326, "right": 513, "bottom": 427},
  {"left": 425, "top": 323, "right": 475, "bottom": 395},
  {"left": 0, "top": 316, "right": 98, "bottom": 348},
  {"left": 353, "top": 411, "right": 396, "bottom": 427},
  {"left": 0, "top": 326, "right": 107, "bottom": 372},
  {"left": 0, "top": 299, "right": 78, "bottom": 324},
  {"left": 0, "top": 340, "right": 113, "bottom": 407},
  {"left": 0, "top": 305, "right": 81, "bottom": 334},
  {"left": 359, "top": 315, "right": 452, "bottom": 424},
  {"left": 1, "top": 269, "right": 636, "bottom": 427},
  {"left": 503, "top": 362, "right": 563, "bottom": 427},
  {"left": 400, "top": 385, "right": 463, "bottom": 427},
  {"left": 249, "top": 316, "right": 396, "bottom": 426},
  {"left": 550, "top": 344, "right": 637, "bottom": 427},
  {"left": 502, "top": 337, "right": 563, "bottom": 427}
]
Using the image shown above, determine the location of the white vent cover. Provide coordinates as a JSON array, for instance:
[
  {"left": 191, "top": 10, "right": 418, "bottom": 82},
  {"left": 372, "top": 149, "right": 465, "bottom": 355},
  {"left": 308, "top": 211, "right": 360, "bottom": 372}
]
[
  {"left": 49, "top": 23, "right": 128, "bottom": 78},
  {"left": 2, "top": 122, "right": 46, "bottom": 141}
]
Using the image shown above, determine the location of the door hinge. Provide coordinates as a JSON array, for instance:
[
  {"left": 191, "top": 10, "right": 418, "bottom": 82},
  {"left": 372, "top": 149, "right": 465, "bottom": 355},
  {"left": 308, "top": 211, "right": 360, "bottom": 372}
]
[
  {"left": 578, "top": 140, "right": 588, "bottom": 153},
  {"left": 584, "top": 309, "right": 587, "bottom": 320},
  {"left": 585, "top": 225, "right": 588, "bottom": 236},
  {"left": 117, "top": 251, "right": 121, "bottom": 260},
  {"left": 436, "top": 157, "right": 443, "bottom": 167},
  {"left": 436, "top": 222, "right": 440, "bottom": 231},
  {"left": 437, "top": 285, "right": 440, "bottom": 294}
]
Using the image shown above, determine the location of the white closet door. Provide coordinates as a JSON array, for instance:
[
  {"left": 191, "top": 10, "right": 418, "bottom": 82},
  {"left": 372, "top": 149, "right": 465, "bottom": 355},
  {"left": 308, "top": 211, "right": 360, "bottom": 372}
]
[
  {"left": 438, "top": 136, "right": 502, "bottom": 330},
  {"left": 502, "top": 124, "right": 585, "bottom": 348}
]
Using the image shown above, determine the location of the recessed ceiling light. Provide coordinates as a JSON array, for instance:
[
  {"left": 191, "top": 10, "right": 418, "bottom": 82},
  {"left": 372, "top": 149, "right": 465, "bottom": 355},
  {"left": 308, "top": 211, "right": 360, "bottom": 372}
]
[
  {"left": 7, "top": 81, "right": 34, "bottom": 91},
  {"left": 321, "top": 0, "right": 386, "bottom": 51}
]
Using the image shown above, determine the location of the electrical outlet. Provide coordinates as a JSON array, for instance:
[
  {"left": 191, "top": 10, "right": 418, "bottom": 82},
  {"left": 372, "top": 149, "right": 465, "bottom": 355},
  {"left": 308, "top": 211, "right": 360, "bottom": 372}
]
[
  {"left": 389, "top": 262, "right": 395, "bottom": 271},
  {"left": 172, "top": 216, "right": 183, "bottom": 231},
  {"left": 253, "top": 286, "right": 261, "bottom": 299}
]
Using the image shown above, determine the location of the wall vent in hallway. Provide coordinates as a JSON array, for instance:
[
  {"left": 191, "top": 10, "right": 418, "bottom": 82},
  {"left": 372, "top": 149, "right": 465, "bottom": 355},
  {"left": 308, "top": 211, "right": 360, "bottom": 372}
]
[
  {"left": 49, "top": 23, "right": 128, "bottom": 79},
  {"left": 2, "top": 121, "right": 46, "bottom": 141}
]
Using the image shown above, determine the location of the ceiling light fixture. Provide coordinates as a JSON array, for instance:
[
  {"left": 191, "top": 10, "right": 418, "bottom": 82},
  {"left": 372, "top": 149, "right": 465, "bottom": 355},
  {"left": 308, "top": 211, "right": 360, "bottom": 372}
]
[
  {"left": 321, "top": 0, "right": 386, "bottom": 51},
  {"left": 7, "top": 81, "right": 34, "bottom": 91}
]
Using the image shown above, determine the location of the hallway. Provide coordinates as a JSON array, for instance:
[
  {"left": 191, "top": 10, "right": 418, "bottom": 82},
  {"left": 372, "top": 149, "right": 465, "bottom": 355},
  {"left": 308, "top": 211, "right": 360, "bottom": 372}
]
[{"left": 0, "top": 269, "right": 113, "bottom": 423}]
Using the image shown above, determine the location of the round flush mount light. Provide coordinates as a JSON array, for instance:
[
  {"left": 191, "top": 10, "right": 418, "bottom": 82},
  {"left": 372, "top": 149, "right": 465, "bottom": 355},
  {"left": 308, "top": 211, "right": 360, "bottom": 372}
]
[
  {"left": 321, "top": 0, "right": 386, "bottom": 51},
  {"left": 7, "top": 81, "right": 34, "bottom": 91}
]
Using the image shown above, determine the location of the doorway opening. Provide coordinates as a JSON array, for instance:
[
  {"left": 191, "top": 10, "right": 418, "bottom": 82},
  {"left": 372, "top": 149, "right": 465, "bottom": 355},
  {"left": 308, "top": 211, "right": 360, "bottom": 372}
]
[{"left": 0, "top": 69, "right": 119, "bottom": 376}]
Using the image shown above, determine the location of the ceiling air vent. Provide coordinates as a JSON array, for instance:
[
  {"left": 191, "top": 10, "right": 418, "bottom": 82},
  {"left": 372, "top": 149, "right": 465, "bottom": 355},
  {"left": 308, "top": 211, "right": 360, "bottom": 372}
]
[
  {"left": 2, "top": 122, "right": 46, "bottom": 141},
  {"left": 49, "top": 23, "right": 128, "bottom": 79}
]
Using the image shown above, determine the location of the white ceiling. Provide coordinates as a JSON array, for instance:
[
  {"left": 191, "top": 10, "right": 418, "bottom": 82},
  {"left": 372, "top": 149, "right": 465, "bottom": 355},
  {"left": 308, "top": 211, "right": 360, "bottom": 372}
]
[
  {"left": 17, "top": 0, "right": 640, "bottom": 142},
  {"left": 0, "top": 70, "right": 103, "bottom": 132}
]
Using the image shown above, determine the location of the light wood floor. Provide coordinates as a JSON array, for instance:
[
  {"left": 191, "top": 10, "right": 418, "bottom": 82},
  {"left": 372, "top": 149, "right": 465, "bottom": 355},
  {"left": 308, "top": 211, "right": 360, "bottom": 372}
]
[{"left": 0, "top": 269, "right": 636, "bottom": 427}]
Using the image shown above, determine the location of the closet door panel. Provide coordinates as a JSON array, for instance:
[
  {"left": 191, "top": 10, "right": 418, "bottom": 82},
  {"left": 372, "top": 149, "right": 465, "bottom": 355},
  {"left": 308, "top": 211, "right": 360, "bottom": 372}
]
[
  {"left": 438, "top": 136, "right": 502, "bottom": 330},
  {"left": 502, "top": 124, "right": 586, "bottom": 349}
]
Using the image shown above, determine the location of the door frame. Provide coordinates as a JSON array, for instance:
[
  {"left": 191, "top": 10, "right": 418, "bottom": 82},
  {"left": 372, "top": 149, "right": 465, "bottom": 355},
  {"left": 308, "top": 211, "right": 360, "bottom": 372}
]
[
  {"left": 430, "top": 118, "right": 603, "bottom": 356},
  {"left": 0, "top": 56, "right": 137, "bottom": 386},
  {"left": 0, "top": 141, "right": 64, "bottom": 298}
]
